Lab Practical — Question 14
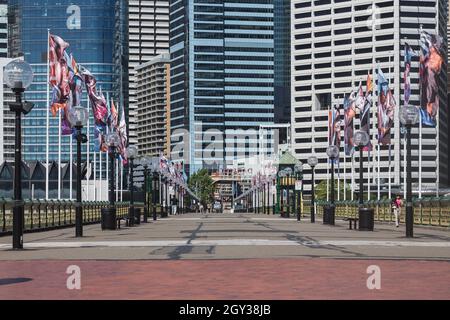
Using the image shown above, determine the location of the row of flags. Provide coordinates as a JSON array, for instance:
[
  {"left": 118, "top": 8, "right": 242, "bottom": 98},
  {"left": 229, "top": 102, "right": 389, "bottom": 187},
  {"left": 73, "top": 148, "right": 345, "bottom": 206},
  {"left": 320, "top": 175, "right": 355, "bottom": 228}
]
[
  {"left": 159, "top": 154, "right": 186, "bottom": 186},
  {"left": 331, "top": 29, "right": 445, "bottom": 157},
  {"left": 48, "top": 34, "right": 128, "bottom": 164}
]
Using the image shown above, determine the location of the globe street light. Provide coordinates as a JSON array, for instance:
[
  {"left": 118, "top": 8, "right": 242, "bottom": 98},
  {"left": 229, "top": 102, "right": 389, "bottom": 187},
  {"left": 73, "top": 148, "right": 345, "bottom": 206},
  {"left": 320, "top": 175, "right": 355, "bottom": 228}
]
[
  {"left": 5, "top": 60, "right": 35, "bottom": 249},
  {"left": 127, "top": 145, "right": 138, "bottom": 226},
  {"left": 326, "top": 145, "right": 340, "bottom": 225},
  {"left": 400, "top": 106, "right": 420, "bottom": 238},
  {"left": 102, "top": 131, "right": 120, "bottom": 230},
  {"left": 68, "top": 106, "right": 89, "bottom": 237},
  {"left": 308, "top": 156, "right": 319, "bottom": 223},
  {"left": 294, "top": 162, "right": 303, "bottom": 222}
]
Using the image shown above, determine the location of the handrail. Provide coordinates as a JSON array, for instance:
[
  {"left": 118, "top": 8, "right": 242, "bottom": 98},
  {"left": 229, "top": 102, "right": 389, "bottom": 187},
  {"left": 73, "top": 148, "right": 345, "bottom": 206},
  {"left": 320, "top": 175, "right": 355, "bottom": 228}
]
[
  {"left": 316, "top": 198, "right": 450, "bottom": 227},
  {"left": 0, "top": 200, "right": 147, "bottom": 236}
]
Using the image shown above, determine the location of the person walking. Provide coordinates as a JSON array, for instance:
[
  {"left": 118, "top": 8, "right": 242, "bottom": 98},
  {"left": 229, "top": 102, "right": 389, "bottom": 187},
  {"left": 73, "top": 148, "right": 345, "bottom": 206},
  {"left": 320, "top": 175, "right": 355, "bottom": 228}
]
[
  {"left": 392, "top": 195, "right": 403, "bottom": 228},
  {"left": 171, "top": 196, "right": 178, "bottom": 215}
]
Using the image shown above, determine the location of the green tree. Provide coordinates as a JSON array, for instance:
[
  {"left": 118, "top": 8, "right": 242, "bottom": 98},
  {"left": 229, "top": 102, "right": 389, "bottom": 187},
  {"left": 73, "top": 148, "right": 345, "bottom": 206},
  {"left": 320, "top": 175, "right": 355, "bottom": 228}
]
[
  {"left": 315, "top": 180, "right": 353, "bottom": 201},
  {"left": 188, "top": 169, "right": 215, "bottom": 206}
]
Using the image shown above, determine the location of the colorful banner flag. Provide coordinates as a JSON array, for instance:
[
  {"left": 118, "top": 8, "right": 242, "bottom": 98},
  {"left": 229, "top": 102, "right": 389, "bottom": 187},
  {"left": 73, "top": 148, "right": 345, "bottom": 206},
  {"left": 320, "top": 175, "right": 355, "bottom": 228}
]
[
  {"left": 360, "top": 73, "right": 373, "bottom": 152},
  {"left": 328, "top": 105, "right": 341, "bottom": 148},
  {"left": 344, "top": 91, "right": 356, "bottom": 156},
  {"left": 49, "top": 34, "right": 71, "bottom": 118},
  {"left": 404, "top": 43, "right": 417, "bottom": 107},
  {"left": 419, "top": 30, "right": 444, "bottom": 127},
  {"left": 117, "top": 104, "right": 128, "bottom": 164},
  {"left": 377, "top": 67, "right": 395, "bottom": 145}
]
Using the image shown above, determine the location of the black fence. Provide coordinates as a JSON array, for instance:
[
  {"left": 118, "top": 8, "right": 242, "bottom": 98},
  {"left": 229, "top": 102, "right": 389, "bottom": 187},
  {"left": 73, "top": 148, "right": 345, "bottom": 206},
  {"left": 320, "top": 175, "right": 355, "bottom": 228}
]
[{"left": 0, "top": 199, "right": 144, "bottom": 236}]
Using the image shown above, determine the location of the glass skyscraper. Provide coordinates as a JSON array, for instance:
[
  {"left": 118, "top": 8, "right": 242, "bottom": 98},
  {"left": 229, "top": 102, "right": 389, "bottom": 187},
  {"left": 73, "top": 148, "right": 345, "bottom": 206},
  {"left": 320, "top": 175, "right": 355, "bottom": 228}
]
[
  {"left": 274, "top": 0, "right": 290, "bottom": 130},
  {"left": 8, "top": 0, "right": 116, "bottom": 164},
  {"left": 170, "top": 0, "right": 275, "bottom": 175}
]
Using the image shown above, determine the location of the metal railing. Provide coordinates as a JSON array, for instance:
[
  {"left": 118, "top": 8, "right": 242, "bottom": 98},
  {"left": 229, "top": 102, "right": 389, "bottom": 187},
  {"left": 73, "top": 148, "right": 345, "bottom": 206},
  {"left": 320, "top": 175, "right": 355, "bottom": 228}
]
[
  {"left": 0, "top": 198, "right": 145, "bottom": 236},
  {"left": 315, "top": 198, "right": 450, "bottom": 228}
]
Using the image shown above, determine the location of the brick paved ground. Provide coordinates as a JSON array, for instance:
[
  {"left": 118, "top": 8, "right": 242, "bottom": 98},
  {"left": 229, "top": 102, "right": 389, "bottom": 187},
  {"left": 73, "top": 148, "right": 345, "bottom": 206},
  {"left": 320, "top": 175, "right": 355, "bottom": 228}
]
[
  {"left": 0, "top": 214, "right": 449, "bottom": 299},
  {"left": 0, "top": 259, "right": 449, "bottom": 300}
]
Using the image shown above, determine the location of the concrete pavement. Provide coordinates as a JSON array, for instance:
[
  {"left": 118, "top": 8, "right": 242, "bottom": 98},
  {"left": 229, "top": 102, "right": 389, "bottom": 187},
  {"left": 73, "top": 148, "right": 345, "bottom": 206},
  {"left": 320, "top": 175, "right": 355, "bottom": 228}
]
[{"left": 0, "top": 213, "right": 449, "bottom": 260}]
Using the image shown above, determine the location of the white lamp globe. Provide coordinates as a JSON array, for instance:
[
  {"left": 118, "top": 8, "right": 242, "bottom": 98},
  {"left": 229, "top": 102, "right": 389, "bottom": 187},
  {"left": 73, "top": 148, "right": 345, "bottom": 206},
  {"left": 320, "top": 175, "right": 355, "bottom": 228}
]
[
  {"left": 68, "top": 106, "right": 89, "bottom": 128},
  {"left": 308, "top": 156, "right": 318, "bottom": 168},
  {"left": 127, "top": 145, "right": 138, "bottom": 159},
  {"left": 4, "top": 60, "right": 34, "bottom": 89},
  {"left": 326, "top": 145, "right": 340, "bottom": 159},
  {"left": 353, "top": 131, "right": 370, "bottom": 147},
  {"left": 399, "top": 106, "right": 420, "bottom": 126},
  {"left": 105, "top": 132, "right": 121, "bottom": 148}
]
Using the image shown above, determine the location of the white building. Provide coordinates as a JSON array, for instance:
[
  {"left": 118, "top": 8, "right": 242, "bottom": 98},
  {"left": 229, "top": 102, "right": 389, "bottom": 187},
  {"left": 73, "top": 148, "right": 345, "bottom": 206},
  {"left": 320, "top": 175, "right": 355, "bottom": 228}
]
[
  {"left": 128, "top": 0, "right": 170, "bottom": 145},
  {"left": 136, "top": 53, "right": 170, "bottom": 157},
  {"left": 291, "top": 0, "right": 448, "bottom": 197}
]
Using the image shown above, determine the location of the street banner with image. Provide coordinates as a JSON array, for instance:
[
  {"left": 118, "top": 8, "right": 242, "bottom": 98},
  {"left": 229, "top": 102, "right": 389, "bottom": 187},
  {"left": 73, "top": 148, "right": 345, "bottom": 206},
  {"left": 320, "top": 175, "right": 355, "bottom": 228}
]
[
  {"left": 49, "top": 34, "right": 71, "bottom": 118},
  {"left": 404, "top": 42, "right": 417, "bottom": 107},
  {"left": 357, "top": 74, "right": 373, "bottom": 152},
  {"left": 328, "top": 105, "right": 341, "bottom": 148},
  {"left": 377, "top": 67, "right": 396, "bottom": 145},
  {"left": 344, "top": 91, "right": 356, "bottom": 156},
  {"left": 419, "top": 30, "right": 444, "bottom": 127}
]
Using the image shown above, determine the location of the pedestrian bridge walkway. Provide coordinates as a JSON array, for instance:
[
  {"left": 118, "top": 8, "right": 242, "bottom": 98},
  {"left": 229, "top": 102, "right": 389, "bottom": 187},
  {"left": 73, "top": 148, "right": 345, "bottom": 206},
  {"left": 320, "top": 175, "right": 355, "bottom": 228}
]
[{"left": 1, "top": 213, "right": 449, "bottom": 261}]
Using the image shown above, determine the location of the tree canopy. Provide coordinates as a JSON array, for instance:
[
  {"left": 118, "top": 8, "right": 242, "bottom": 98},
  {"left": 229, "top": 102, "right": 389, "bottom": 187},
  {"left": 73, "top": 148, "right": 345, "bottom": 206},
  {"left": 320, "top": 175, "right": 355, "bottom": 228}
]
[{"left": 188, "top": 169, "right": 215, "bottom": 206}]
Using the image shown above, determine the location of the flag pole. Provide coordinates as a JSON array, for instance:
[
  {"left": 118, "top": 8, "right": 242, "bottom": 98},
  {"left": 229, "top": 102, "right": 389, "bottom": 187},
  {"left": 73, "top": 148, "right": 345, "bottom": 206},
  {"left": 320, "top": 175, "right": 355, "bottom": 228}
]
[
  {"left": 70, "top": 135, "right": 73, "bottom": 200},
  {"left": 58, "top": 109, "right": 62, "bottom": 200},
  {"left": 93, "top": 152, "right": 96, "bottom": 201},
  {"left": 46, "top": 29, "right": 50, "bottom": 200},
  {"left": 327, "top": 105, "right": 330, "bottom": 202},
  {"left": 416, "top": 31, "right": 423, "bottom": 199},
  {"left": 106, "top": 93, "right": 111, "bottom": 202},
  {"left": 86, "top": 99, "right": 90, "bottom": 201}
]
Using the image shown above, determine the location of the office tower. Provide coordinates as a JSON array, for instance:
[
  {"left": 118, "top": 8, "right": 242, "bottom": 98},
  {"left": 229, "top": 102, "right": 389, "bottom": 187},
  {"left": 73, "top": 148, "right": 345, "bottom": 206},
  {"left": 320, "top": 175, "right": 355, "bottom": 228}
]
[
  {"left": 114, "top": 0, "right": 129, "bottom": 124},
  {"left": 0, "top": 1, "right": 13, "bottom": 164},
  {"left": 292, "top": 0, "right": 448, "bottom": 194},
  {"left": 7, "top": 0, "right": 117, "bottom": 198},
  {"left": 274, "top": 0, "right": 291, "bottom": 143},
  {"left": 0, "top": 1, "right": 7, "bottom": 58},
  {"left": 128, "top": 0, "right": 170, "bottom": 146},
  {"left": 170, "top": 0, "right": 275, "bottom": 175},
  {"left": 136, "top": 53, "right": 171, "bottom": 157}
]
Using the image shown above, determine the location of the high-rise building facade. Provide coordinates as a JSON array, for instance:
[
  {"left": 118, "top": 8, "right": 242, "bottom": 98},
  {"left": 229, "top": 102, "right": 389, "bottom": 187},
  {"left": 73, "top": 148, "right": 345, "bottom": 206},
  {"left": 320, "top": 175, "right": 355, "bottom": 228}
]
[
  {"left": 170, "top": 0, "right": 275, "bottom": 175},
  {"left": 274, "top": 0, "right": 291, "bottom": 141},
  {"left": 0, "top": 1, "right": 13, "bottom": 164},
  {"left": 8, "top": 0, "right": 116, "bottom": 164},
  {"left": 128, "top": 0, "right": 170, "bottom": 146},
  {"left": 292, "top": 0, "right": 448, "bottom": 194},
  {"left": 0, "top": 1, "right": 7, "bottom": 58},
  {"left": 136, "top": 53, "right": 170, "bottom": 157}
]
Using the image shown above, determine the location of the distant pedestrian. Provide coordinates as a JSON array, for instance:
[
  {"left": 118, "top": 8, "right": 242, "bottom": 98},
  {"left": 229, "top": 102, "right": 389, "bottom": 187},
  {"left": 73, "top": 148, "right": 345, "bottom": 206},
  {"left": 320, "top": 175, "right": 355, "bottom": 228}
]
[
  {"left": 171, "top": 196, "right": 178, "bottom": 215},
  {"left": 392, "top": 195, "right": 403, "bottom": 228}
]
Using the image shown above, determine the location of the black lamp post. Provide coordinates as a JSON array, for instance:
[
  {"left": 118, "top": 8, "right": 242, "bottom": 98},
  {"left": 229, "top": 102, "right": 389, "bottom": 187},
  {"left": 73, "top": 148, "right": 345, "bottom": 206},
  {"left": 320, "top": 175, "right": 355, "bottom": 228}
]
[
  {"left": 151, "top": 159, "right": 159, "bottom": 221},
  {"left": 127, "top": 145, "right": 138, "bottom": 226},
  {"left": 5, "top": 60, "right": 35, "bottom": 249},
  {"left": 400, "top": 106, "right": 420, "bottom": 238},
  {"left": 308, "top": 156, "right": 318, "bottom": 223},
  {"left": 354, "top": 131, "right": 370, "bottom": 207},
  {"left": 285, "top": 167, "right": 293, "bottom": 218},
  {"left": 68, "top": 106, "right": 89, "bottom": 237},
  {"left": 294, "top": 163, "right": 303, "bottom": 222},
  {"left": 141, "top": 157, "right": 151, "bottom": 223},
  {"left": 326, "top": 145, "right": 340, "bottom": 225}
]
